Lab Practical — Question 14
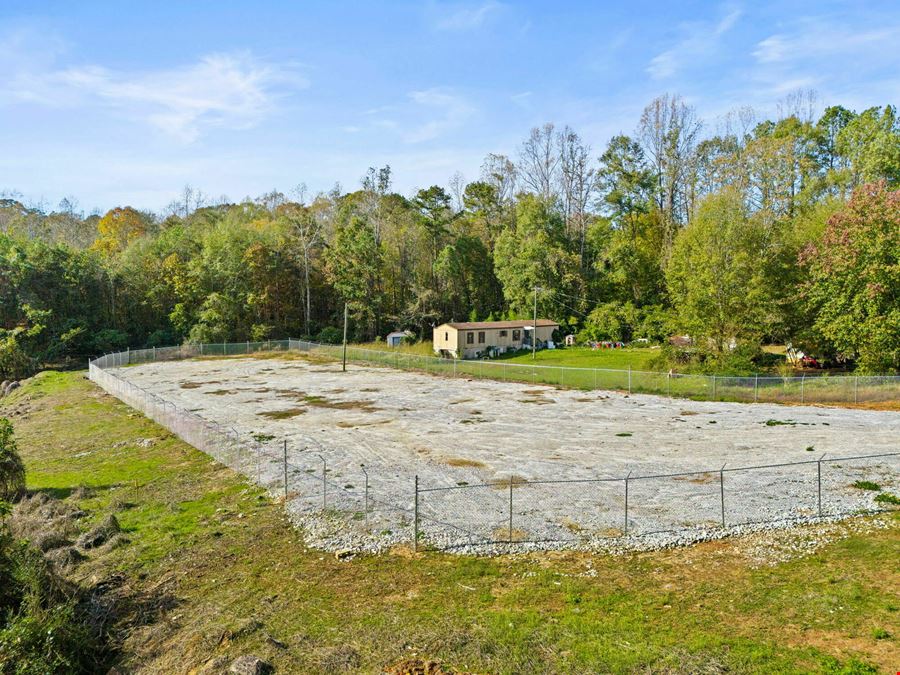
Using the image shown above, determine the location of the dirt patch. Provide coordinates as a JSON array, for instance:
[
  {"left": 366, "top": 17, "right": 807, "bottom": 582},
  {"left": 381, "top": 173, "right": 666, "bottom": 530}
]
[
  {"left": 303, "top": 395, "right": 379, "bottom": 413},
  {"left": 275, "top": 389, "right": 308, "bottom": 401},
  {"left": 491, "top": 526, "right": 529, "bottom": 541},
  {"left": 674, "top": 472, "right": 717, "bottom": 484},
  {"left": 207, "top": 389, "right": 235, "bottom": 396},
  {"left": 444, "top": 458, "right": 486, "bottom": 469},
  {"left": 259, "top": 408, "right": 307, "bottom": 419},
  {"left": 335, "top": 419, "right": 392, "bottom": 428},
  {"left": 520, "top": 397, "right": 553, "bottom": 405},
  {"left": 680, "top": 410, "right": 700, "bottom": 416},
  {"left": 448, "top": 398, "right": 473, "bottom": 405},
  {"left": 384, "top": 659, "right": 456, "bottom": 675},
  {"left": 489, "top": 475, "right": 528, "bottom": 489},
  {"left": 180, "top": 382, "right": 201, "bottom": 389}
]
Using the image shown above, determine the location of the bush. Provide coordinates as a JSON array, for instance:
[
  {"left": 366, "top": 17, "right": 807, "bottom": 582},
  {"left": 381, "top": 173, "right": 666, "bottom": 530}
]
[
  {"left": 91, "top": 329, "right": 129, "bottom": 354},
  {"left": 0, "top": 539, "right": 103, "bottom": 673},
  {"left": 874, "top": 492, "right": 900, "bottom": 505},
  {"left": 316, "top": 326, "right": 343, "bottom": 345},
  {"left": 250, "top": 324, "right": 274, "bottom": 342},
  {"left": 144, "top": 329, "right": 177, "bottom": 348},
  {"left": 634, "top": 305, "right": 673, "bottom": 344},
  {"left": 0, "top": 420, "right": 25, "bottom": 503},
  {"left": 0, "top": 332, "right": 37, "bottom": 381},
  {"left": 578, "top": 302, "right": 627, "bottom": 342}
]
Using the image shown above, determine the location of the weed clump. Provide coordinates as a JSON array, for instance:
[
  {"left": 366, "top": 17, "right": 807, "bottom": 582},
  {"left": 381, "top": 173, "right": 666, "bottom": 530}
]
[{"left": 851, "top": 480, "right": 881, "bottom": 491}]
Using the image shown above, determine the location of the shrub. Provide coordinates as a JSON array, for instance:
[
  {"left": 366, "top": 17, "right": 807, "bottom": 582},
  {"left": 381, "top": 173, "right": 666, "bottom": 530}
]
[
  {"left": 144, "top": 329, "right": 177, "bottom": 348},
  {"left": 91, "top": 329, "right": 129, "bottom": 354},
  {"left": 0, "top": 331, "right": 37, "bottom": 381},
  {"left": 874, "top": 492, "right": 900, "bottom": 506},
  {"left": 316, "top": 326, "right": 343, "bottom": 344},
  {"left": 0, "top": 420, "right": 25, "bottom": 503},
  {"left": 250, "top": 324, "right": 274, "bottom": 342},
  {"left": 0, "top": 539, "right": 103, "bottom": 673}
]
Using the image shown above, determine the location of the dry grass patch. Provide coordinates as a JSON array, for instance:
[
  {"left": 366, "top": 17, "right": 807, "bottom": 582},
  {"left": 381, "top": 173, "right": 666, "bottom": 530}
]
[
  {"left": 259, "top": 408, "right": 307, "bottom": 419},
  {"left": 444, "top": 458, "right": 486, "bottom": 469}
]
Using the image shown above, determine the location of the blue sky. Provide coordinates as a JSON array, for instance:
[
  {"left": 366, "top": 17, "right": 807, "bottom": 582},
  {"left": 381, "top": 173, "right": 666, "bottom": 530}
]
[{"left": 1, "top": 1, "right": 899, "bottom": 213}]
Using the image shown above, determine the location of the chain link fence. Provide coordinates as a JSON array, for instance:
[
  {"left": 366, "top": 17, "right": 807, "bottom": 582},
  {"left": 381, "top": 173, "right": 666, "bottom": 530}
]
[
  {"left": 290, "top": 340, "right": 900, "bottom": 405},
  {"left": 89, "top": 340, "right": 900, "bottom": 553}
]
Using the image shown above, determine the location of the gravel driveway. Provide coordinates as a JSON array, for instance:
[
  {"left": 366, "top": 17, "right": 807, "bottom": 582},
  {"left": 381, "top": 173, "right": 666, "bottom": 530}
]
[{"left": 109, "top": 356, "right": 900, "bottom": 553}]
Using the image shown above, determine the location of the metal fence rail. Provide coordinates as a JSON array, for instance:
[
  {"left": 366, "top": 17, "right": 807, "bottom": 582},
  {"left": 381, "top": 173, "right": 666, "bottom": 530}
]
[{"left": 88, "top": 340, "right": 900, "bottom": 553}]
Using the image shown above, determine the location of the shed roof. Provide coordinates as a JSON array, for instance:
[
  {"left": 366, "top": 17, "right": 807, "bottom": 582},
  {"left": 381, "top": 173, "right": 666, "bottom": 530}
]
[{"left": 440, "top": 320, "right": 559, "bottom": 330}]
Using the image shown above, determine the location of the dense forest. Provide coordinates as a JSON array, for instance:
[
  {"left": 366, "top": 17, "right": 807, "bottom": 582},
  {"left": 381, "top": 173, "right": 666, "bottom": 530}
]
[{"left": 1, "top": 93, "right": 898, "bottom": 378}]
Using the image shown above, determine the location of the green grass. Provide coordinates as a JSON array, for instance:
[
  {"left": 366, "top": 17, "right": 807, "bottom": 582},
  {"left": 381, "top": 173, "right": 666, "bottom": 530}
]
[
  {"left": 498, "top": 346, "right": 660, "bottom": 371},
  {"left": 2, "top": 371, "right": 898, "bottom": 673}
]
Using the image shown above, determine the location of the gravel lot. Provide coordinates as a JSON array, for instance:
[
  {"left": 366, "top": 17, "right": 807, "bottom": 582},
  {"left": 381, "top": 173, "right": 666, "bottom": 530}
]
[{"left": 110, "top": 356, "right": 900, "bottom": 553}]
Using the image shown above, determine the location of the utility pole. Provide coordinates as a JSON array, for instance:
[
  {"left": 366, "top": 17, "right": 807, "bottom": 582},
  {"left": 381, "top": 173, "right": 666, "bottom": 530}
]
[
  {"left": 342, "top": 302, "right": 348, "bottom": 372},
  {"left": 532, "top": 287, "right": 537, "bottom": 360}
]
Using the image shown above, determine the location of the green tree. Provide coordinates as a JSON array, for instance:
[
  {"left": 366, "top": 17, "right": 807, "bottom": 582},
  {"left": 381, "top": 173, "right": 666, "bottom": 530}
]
[
  {"left": 802, "top": 182, "right": 900, "bottom": 372},
  {"left": 0, "top": 419, "right": 24, "bottom": 502},
  {"left": 666, "top": 188, "right": 770, "bottom": 355},
  {"left": 494, "top": 195, "right": 582, "bottom": 317},
  {"left": 324, "top": 215, "right": 383, "bottom": 339}
]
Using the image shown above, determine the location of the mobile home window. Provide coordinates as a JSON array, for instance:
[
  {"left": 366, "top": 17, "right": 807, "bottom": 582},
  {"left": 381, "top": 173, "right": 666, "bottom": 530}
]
[
  {"left": 466, "top": 332, "right": 474, "bottom": 344},
  {"left": 444, "top": 331, "right": 448, "bottom": 341},
  {"left": 512, "top": 329, "right": 521, "bottom": 340},
  {"left": 478, "top": 331, "right": 485, "bottom": 344},
  {"left": 499, "top": 330, "right": 507, "bottom": 337}
]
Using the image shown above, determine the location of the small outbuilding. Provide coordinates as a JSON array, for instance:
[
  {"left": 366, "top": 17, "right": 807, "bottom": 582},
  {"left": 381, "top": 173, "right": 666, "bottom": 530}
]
[
  {"left": 433, "top": 320, "right": 559, "bottom": 359},
  {"left": 385, "top": 330, "right": 414, "bottom": 347}
]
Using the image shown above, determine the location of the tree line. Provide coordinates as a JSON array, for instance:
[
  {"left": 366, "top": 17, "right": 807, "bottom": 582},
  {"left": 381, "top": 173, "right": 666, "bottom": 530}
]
[{"left": 1, "top": 93, "right": 898, "bottom": 377}]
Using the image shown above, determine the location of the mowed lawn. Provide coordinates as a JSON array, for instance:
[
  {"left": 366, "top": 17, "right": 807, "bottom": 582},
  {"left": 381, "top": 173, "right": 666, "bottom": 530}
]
[
  {"left": 500, "top": 346, "right": 660, "bottom": 371},
  {"left": 3, "top": 371, "right": 898, "bottom": 673}
]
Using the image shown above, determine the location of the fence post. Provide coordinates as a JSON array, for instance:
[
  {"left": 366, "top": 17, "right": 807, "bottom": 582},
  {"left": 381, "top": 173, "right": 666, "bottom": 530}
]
[
  {"left": 362, "top": 466, "right": 369, "bottom": 532},
  {"left": 246, "top": 340, "right": 249, "bottom": 354},
  {"left": 624, "top": 472, "right": 631, "bottom": 535},
  {"left": 754, "top": 375, "right": 758, "bottom": 402},
  {"left": 817, "top": 453, "right": 826, "bottom": 517},
  {"left": 414, "top": 475, "right": 419, "bottom": 552},
  {"left": 561, "top": 367, "right": 565, "bottom": 387},
  {"left": 320, "top": 454, "right": 327, "bottom": 509},
  {"left": 719, "top": 464, "right": 726, "bottom": 527},
  {"left": 283, "top": 440, "right": 288, "bottom": 499},
  {"left": 854, "top": 376, "right": 858, "bottom": 404},
  {"left": 712, "top": 375, "right": 717, "bottom": 400},
  {"left": 153, "top": 346, "right": 157, "bottom": 360},
  {"left": 628, "top": 366, "right": 632, "bottom": 394},
  {"left": 508, "top": 476, "right": 514, "bottom": 543},
  {"left": 801, "top": 374, "right": 805, "bottom": 404}
]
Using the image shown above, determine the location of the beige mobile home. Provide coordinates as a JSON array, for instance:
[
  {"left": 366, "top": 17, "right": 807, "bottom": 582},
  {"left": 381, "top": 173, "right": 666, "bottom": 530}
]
[{"left": 433, "top": 320, "right": 559, "bottom": 359}]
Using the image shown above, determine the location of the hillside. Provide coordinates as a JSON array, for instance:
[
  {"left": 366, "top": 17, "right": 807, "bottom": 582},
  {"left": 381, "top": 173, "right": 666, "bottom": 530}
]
[{"left": 2, "top": 370, "right": 898, "bottom": 673}]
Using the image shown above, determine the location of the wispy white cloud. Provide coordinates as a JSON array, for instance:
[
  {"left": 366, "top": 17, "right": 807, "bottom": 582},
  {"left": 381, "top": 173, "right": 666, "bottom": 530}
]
[
  {"left": 647, "top": 4, "right": 742, "bottom": 79},
  {"left": 0, "top": 32, "right": 307, "bottom": 142},
  {"left": 402, "top": 88, "right": 476, "bottom": 143},
  {"left": 431, "top": 1, "right": 504, "bottom": 31},
  {"left": 745, "top": 15, "right": 900, "bottom": 109},
  {"left": 753, "top": 24, "right": 897, "bottom": 65}
]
